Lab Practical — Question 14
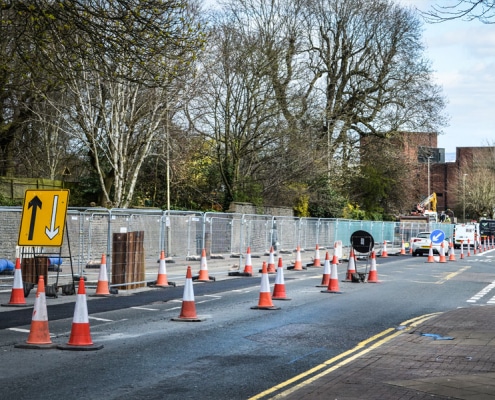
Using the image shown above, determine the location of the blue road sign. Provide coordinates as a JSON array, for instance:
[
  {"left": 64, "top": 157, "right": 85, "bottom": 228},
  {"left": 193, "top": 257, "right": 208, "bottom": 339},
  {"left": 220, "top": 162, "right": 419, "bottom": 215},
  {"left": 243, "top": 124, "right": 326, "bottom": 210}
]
[{"left": 430, "top": 229, "right": 445, "bottom": 245}]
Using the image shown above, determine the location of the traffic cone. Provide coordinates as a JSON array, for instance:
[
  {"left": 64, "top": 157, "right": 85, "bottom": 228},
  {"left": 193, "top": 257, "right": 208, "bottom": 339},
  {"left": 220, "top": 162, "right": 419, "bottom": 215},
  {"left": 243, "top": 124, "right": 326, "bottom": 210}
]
[
  {"left": 439, "top": 242, "right": 447, "bottom": 263},
  {"left": 243, "top": 247, "right": 253, "bottom": 276},
  {"left": 460, "top": 240, "right": 465, "bottom": 259},
  {"left": 312, "top": 244, "right": 321, "bottom": 267},
  {"left": 267, "top": 246, "right": 276, "bottom": 274},
  {"left": 58, "top": 277, "right": 103, "bottom": 350},
  {"left": 94, "top": 254, "right": 111, "bottom": 296},
  {"left": 322, "top": 253, "right": 341, "bottom": 293},
  {"left": 400, "top": 240, "right": 406, "bottom": 255},
  {"left": 15, "top": 276, "right": 57, "bottom": 349},
  {"left": 172, "top": 266, "right": 205, "bottom": 322},
  {"left": 367, "top": 250, "right": 380, "bottom": 283},
  {"left": 316, "top": 252, "right": 331, "bottom": 287},
  {"left": 2, "top": 258, "right": 30, "bottom": 307},
  {"left": 153, "top": 250, "right": 175, "bottom": 287},
  {"left": 333, "top": 241, "right": 340, "bottom": 262},
  {"left": 345, "top": 248, "right": 357, "bottom": 281},
  {"left": 426, "top": 243, "right": 435, "bottom": 263},
  {"left": 292, "top": 246, "right": 303, "bottom": 270},
  {"left": 251, "top": 262, "right": 280, "bottom": 310},
  {"left": 467, "top": 239, "right": 471, "bottom": 257},
  {"left": 409, "top": 241, "right": 413, "bottom": 254},
  {"left": 448, "top": 242, "right": 456, "bottom": 261},
  {"left": 195, "top": 248, "right": 213, "bottom": 282},
  {"left": 272, "top": 258, "right": 291, "bottom": 300},
  {"left": 381, "top": 241, "right": 388, "bottom": 257}
]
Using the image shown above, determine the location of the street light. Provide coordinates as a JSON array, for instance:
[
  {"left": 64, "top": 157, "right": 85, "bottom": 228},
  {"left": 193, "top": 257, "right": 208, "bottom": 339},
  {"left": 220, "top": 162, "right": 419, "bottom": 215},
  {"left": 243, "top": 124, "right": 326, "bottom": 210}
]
[{"left": 463, "top": 173, "right": 467, "bottom": 222}]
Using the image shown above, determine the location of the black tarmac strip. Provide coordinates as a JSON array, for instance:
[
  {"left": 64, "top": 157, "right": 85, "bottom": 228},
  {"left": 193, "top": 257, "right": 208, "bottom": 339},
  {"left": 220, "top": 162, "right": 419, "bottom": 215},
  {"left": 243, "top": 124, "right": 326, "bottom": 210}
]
[{"left": 0, "top": 276, "right": 259, "bottom": 330}]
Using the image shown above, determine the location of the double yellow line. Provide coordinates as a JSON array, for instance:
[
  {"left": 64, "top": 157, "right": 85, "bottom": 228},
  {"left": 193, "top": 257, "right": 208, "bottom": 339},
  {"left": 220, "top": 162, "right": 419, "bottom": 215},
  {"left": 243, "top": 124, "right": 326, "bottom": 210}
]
[{"left": 249, "top": 312, "right": 441, "bottom": 400}]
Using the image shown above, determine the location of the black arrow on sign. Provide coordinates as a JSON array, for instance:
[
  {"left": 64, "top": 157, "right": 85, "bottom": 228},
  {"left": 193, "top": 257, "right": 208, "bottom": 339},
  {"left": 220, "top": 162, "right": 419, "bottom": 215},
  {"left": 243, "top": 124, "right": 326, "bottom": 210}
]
[{"left": 28, "top": 196, "right": 42, "bottom": 241}]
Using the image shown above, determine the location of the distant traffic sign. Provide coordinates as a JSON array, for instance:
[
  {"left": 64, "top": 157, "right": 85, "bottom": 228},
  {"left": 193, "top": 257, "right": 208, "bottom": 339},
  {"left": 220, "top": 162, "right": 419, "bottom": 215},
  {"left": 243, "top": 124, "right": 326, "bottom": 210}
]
[
  {"left": 430, "top": 229, "right": 445, "bottom": 245},
  {"left": 18, "top": 189, "right": 70, "bottom": 247}
]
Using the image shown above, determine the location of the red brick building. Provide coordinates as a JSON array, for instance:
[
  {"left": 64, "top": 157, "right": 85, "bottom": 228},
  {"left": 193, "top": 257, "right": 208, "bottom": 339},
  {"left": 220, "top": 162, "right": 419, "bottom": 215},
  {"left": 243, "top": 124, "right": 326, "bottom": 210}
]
[
  {"left": 361, "top": 132, "right": 494, "bottom": 221},
  {"left": 397, "top": 132, "right": 494, "bottom": 221}
]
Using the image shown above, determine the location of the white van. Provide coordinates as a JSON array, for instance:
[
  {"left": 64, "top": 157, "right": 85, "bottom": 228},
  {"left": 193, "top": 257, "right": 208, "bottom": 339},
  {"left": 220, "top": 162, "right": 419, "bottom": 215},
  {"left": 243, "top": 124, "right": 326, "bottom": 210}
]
[{"left": 453, "top": 223, "right": 479, "bottom": 249}]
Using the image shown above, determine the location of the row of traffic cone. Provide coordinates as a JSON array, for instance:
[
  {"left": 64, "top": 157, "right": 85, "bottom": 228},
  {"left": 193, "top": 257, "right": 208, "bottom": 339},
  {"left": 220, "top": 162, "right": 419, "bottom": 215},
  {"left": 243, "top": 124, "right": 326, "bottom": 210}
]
[
  {"left": 10, "top": 243, "right": 377, "bottom": 348},
  {"left": 426, "top": 241, "right": 460, "bottom": 263},
  {"left": 13, "top": 274, "right": 104, "bottom": 350}
]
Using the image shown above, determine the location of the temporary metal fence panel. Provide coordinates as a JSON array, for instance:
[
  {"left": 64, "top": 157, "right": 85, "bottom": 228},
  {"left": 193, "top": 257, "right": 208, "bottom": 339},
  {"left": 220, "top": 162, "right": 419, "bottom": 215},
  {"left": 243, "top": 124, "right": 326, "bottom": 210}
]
[
  {"left": 316, "top": 219, "right": 337, "bottom": 250},
  {"left": 273, "top": 216, "right": 300, "bottom": 252},
  {"left": 242, "top": 214, "right": 272, "bottom": 256},
  {"left": 164, "top": 210, "right": 204, "bottom": 258},
  {"left": 300, "top": 218, "right": 320, "bottom": 251},
  {"left": 79, "top": 209, "right": 110, "bottom": 272},
  {"left": 205, "top": 212, "right": 237, "bottom": 256}
]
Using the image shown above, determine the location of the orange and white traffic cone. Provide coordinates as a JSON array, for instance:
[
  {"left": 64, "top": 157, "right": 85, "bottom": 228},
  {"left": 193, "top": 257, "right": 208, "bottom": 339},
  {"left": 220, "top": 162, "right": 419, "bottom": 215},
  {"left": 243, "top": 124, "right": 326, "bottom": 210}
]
[
  {"left": 316, "top": 252, "right": 331, "bottom": 287},
  {"left": 367, "top": 250, "right": 380, "bottom": 283},
  {"left": 58, "top": 277, "right": 103, "bottom": 350},
  {"left": 251, "top": 262, "right": 280, "bottom": 310},
  {"left": 439, "top": 242, "right": 447, "bottom": 263},
  {"left": 400, "top": 240, "right": 406, "bottom": 255},
  {"left": 467, "top": 239, "right": 471, "bottom": 257},
  {"left": 272, "top": 258, "right": 291, "bottom": 300},
  {"left": 333, "top": 241, "right": 340, "bottom": 262},
  {"left": 94, "top": 254, "right": 111, "bottom": 296},
  {"left": 448, "top": 242, "right": 456, "bottom": 261},
  {"left": 322, "top": 253, "right": 341, "bottom": 293},
  {"left": 172, "top": 266, "right": 205, "bottom": 322},
  {"left": 292, "top": 245, "right": 303, "bottom": 271},
  {"left": 460, "top": 240, "right": 465, "bottom": 259},
  {"left": 426, "top": 243, "right": 435, "bottom": 263},
  {"left": 2, "top": 258, "right": 30, "bottom": 307},
  {"left": 195, "top": 248, "right": 213, "bottom": 282},
  {"left": 243, "top": 247, "right": 253, "bottom": 276},
  {"left": 154, "top": 250, "right": 175, "bottom": 287},
  {"left": 15, "top": 276, "right": 57, "bottom": 349},
  {"left": 267, "top": 246, "right": 276, "bottom": 274},
  {"left": 345, "top": 248, "right": 357, "bottom": 281},
  {"left": 381, "top": 241, "right": 389, "bottom": 258},
  {"left": 313, "top": 244, "right": 321, "bottom": 267}
]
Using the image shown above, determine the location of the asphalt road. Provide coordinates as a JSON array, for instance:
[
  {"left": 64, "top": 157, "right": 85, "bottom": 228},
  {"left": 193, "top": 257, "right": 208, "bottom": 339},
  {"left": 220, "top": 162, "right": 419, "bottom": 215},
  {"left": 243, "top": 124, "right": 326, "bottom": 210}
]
[{"left": 1, "top": 251, "right": 494, "bottom": 399}]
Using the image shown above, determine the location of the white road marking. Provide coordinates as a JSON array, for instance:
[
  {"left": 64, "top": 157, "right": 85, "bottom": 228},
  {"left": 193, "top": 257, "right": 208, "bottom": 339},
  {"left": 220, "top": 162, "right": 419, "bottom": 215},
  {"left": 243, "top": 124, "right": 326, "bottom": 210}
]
[{"left": 467, "top": 279, "right": 495, "bottom": 303}]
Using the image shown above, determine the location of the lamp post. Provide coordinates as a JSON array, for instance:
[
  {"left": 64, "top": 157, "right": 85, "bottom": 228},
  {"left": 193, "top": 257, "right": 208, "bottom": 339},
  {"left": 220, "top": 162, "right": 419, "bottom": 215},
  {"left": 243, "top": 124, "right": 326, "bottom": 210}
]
[{"left": 463, "top": 173, "right": 467, "bottom": 222}]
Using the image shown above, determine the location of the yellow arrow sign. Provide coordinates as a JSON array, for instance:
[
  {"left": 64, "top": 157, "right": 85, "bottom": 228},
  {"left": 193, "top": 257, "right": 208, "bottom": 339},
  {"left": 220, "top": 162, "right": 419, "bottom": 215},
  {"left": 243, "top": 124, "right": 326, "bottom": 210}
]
[{"left": 18, "top": 189, "right": 70, "bottom": 247}]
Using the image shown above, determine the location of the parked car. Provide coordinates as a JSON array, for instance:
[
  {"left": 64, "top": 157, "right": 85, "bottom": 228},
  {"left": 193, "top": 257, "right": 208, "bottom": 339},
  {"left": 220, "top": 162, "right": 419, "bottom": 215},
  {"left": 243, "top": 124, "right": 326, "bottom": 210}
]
[{"left": 411, "top": 232, "right": 450, "bottom": 257}]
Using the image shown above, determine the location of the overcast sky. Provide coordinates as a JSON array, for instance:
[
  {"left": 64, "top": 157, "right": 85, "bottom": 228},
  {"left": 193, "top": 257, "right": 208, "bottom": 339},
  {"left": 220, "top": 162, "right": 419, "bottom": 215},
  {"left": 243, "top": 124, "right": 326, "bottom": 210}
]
[{"left": 400, "top": 0, "right": 495, "bottom": 156}]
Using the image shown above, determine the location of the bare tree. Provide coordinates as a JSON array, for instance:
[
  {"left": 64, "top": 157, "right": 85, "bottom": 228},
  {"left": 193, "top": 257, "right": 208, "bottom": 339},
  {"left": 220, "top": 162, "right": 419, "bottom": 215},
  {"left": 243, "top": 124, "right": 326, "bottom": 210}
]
[
  {"left": 186, "top": 14, "right": 295, "bottom": 210},
  {"left": 422, "top": 0, "right": 495, "bottom": 23},
  {"left": 1, "top": 1, "right": 205, "bottom": 207},
  {"left": 303, "top": 0, "right": 447, "bottom": 174}
]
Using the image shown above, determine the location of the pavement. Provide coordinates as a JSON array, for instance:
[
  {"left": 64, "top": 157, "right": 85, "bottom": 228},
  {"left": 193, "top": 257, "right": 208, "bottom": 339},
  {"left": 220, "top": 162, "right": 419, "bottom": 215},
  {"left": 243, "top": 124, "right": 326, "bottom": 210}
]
[{"left": 265, "top": 305, "right": 495, "bottom": 399}]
